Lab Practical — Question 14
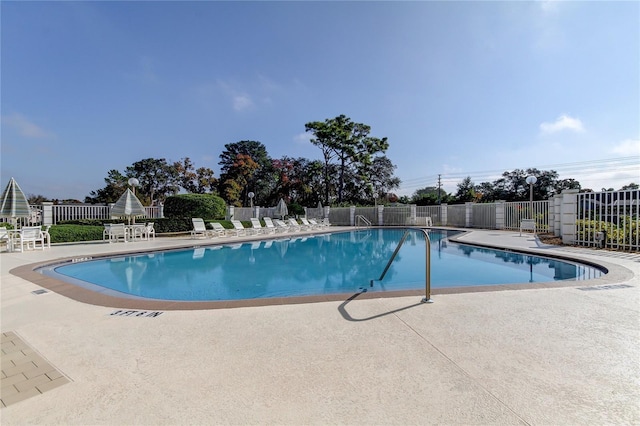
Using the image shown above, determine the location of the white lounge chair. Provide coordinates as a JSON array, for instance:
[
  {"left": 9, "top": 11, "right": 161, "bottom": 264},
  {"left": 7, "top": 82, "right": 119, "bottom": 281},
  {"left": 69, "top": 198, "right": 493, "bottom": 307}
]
[
  {"left": 308, "top": 219, "right": 325, "bottom": 228},
  {"left": 229, "top": 220, "right": 247, "bottom": 237},
  {"left": 191, "top": 218, "right": 213, "bottom": 239},
  {"left": 250, "top": 218, "right": 272, "bottom": 235},
  {"left": 210, "top": 222, "right": 227, "bottom": 237},
  {"left": 300, "top": 218, "right": 316, "bottom": 230},
  {"left": 273, "top": 219, "right": 292, "bottom": 233},
  {"left": 263, "top": 217, "right": 278, "bottom": 233},
  {"left": 287, "top": 218, "right": 302, "bottom": 231}
]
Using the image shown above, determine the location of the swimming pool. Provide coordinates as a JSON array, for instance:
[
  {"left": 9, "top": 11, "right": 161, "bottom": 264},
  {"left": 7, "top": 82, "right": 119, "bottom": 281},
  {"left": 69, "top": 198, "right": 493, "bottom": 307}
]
[{"left": 39, "top": 229, "right": 604, "bottom": 302}]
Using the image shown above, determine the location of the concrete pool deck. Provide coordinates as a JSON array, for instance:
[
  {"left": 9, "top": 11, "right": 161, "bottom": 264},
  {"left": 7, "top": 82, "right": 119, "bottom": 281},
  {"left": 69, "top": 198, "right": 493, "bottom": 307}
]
[{"left": 1, "top": 228, "right": 638, "bottom": 424}]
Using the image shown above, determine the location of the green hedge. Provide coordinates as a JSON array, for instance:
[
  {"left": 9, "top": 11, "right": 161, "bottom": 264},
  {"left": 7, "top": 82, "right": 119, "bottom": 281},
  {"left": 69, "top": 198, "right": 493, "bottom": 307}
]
[
  {"left": 164, "top": 194, "right": 226, "bottom": 219},
  {"left": 49, "top": 225, "right": 104, "bottom": 243}
]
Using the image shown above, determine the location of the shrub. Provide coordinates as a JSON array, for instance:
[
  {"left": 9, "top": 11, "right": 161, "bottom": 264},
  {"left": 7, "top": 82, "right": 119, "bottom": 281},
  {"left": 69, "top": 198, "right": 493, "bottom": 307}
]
[
  {"left": 288, "top": 202, "right": 305, "bottom": 217},
  {"left": 48, "top": 225, "right": 104, "bottom": 243},
  {"left": 163, "top": 194, "right": 226, "bottom": 219}
]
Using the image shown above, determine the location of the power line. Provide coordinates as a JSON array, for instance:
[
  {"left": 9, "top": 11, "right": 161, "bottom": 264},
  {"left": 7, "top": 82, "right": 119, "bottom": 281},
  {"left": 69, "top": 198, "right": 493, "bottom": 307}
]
[{"left": 399, "top": 156, "right": 640, "bottom": 192}]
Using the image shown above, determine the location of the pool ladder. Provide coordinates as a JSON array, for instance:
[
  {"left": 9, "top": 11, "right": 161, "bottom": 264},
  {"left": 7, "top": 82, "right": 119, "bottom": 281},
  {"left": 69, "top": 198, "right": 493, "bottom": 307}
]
[
  {"left": 355, "top": 215, "right": 372, "bottom": 228},
  {"left": 372, "top": 228, "right": 433, "bottom": 303}
]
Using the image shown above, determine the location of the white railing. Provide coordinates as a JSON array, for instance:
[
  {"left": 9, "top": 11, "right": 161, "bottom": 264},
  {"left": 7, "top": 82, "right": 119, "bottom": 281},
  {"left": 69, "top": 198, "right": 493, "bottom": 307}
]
[
  {"left": 503, "top": 200, "right": 549, "bottom": 232},
  {"left": 6, "top": 191, "right": 636, "bottom": 251},
  {"left": 53, "top": 204, "right": 111, "bottom": 223},
  {"left": 576, "top": 189, "right": 639, "bottom": 251}
]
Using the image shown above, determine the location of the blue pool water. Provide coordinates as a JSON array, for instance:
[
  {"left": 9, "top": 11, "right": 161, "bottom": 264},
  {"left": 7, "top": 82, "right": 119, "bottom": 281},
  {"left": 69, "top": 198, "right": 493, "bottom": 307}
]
[{"left": 42, "top": 229, "right": 603, "bottom": 301}]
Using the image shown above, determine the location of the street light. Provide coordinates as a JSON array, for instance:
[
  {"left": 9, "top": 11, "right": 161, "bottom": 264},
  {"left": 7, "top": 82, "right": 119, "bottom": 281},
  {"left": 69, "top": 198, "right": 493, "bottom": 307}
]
[
  {"left": 525, "top": 175, "right": 537, "bottom": 219},
  {"left": 248, "top": 191, "right": 254, "bottom": 208},
  {"left": 127, "top": 178, "right": 139, "bottom": 195}
]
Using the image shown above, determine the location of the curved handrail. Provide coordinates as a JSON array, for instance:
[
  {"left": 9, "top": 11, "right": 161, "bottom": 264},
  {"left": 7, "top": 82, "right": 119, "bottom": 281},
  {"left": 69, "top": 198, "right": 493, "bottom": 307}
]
[
  {"left": 375, "top": 227, "right": 433, "bottom": 303},
  {"left": 355, "top": 215, "right": 372, "bottom": 228}
]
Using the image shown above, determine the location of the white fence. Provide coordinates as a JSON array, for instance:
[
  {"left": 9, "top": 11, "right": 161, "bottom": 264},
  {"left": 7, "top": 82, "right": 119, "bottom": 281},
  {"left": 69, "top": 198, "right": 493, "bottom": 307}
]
[
  {"left": 0, "top": 203, "right": 163, "bottom": 226},
  {"left": 5, "top": 189, "right": 638, "bottom": 251},
  {"left": 575, "top": 189, "right": 639, "bottom": 250}
]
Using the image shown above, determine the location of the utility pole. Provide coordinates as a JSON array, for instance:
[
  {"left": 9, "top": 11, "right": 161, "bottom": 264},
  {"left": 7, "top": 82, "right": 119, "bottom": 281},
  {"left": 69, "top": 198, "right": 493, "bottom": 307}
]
[{"left": 437, "top": 174, "right": 442, "bottom": 205}]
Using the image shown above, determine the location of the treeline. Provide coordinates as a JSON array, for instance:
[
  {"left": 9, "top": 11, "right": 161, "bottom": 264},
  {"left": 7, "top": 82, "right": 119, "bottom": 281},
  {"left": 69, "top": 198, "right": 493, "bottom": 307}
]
[
  {"left": 407, "top": 170, "right": 638, "bottom": 205},
  {"left": 84, "top": 115, "right": 400, "bottom": 207}
]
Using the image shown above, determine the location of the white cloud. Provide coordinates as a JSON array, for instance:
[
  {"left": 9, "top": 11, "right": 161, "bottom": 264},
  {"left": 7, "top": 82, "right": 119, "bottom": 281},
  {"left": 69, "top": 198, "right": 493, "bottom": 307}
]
[
  {"left": 1, "top": 113, "right": 54, "bottom": 139},
  {"left": 539, "top": 0, "right": 560, "bottom": 15},
  {"left": 611, "top": 139, "right": 640, "bottom": 156},
  {"left": 293, "top": 132, "right": 311, "bottom": 145},
  {"left": 232, "top": 94, "right": 253, "bottom": 111},
  {"left": 539, "top": 114, "right": 585, "bottom": 134}
]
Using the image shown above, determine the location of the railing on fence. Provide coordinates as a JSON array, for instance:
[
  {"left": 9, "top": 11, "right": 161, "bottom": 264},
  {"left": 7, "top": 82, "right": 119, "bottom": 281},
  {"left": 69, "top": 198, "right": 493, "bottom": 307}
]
[
  {"left": 6, "top": 190, "right": 637, "bottom": 252},
  {"left": 576, "top": 189, "right": 639, "bottom": 251},
  {"left": 503, "top": 200, "right": 549, "bottom": 232},
  {"left": 472, "top": 203, "right": 496, "bottom": 229},
  {"left": 416, "top": 206, "right": 441, "bottom": 226},
  {"left": 447, "top": 205, "right": 467, "bottom": 227}
]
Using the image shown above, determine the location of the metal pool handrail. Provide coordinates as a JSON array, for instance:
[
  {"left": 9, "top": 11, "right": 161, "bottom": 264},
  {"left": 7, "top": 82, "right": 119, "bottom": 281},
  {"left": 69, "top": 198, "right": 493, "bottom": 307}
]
[
  {"left": 375, "top": 227, "right": 433, "bottom": 303},
  {"left": 355, "top": 215, "right": 372, "bottom": 228}
]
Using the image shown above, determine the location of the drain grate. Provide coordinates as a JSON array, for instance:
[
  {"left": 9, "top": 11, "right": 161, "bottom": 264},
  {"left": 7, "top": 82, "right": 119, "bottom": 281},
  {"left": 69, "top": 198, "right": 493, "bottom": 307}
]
[
  {"left": 31, "top": 289, "right": 49, "bottom": 295},
  {"left": 578, "top": 284, "right": 633, "bottom": 291}
]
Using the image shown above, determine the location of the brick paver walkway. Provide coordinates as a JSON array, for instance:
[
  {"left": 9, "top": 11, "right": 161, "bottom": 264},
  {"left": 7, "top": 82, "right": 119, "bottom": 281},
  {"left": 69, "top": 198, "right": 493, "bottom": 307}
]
[{"left": 1, "top": 332, "right": 69, "bottom": 407}]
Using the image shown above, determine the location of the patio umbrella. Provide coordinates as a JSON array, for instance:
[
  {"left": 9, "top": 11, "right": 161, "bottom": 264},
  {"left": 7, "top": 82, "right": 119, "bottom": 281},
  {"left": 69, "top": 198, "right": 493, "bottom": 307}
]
[
  {"left": 274, "top": 198, "right": 288, "bottom": 219},
  {"left": 111, "top": 188, "right": 146, "bottom": 225},
  {"left": 0, "top": 177, "right": 31, "bottom": 228}
]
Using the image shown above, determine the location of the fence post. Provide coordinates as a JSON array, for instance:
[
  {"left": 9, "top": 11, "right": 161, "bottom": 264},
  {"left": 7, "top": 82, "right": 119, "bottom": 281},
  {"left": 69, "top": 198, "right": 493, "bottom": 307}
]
[
  {"left": 465, "top": 202, "right": 473, "bottom": 227},
  {"left": 495, "top": 200, "right": 505, "bottom": 230},
  {"left": 409, "top": 204, "right": 417, "bottom": 225},
  {"left": 350, "top": 206, "right": 356, "bottom": 226},
  {"left": 227, "top": 205, "right": 235, "bottom": 220},
  {"left": 255, "top": 206, "right": 260, "bottom": 218},
  {"left": 324, "top": 206, "right": 330, "bottom": 219},
  {"left": 42, "top": 202, "right": 53, "bottom": 226},
  {"left": 553, "top": 195, "right": 562, "bottom": 237},
  {"left": 440, "top": 203, "right": 448, "bottom": 226},
  {"left": 560, "top": 189, "right": 579, "bottom": 245},
  {"left": 378, "top": 205, "right": 384, "bottom": 225}
]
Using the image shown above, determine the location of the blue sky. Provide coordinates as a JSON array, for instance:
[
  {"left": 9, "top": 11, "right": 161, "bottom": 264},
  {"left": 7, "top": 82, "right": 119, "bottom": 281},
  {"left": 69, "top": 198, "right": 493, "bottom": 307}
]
[{"left": 2, "top": 1, "right": 639, "bottom": 201}]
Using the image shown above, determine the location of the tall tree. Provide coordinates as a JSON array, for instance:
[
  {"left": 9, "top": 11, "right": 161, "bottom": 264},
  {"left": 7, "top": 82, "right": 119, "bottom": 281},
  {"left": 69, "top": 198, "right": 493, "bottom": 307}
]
[
  {"left": 85, "top": 169, "right": 128, "bottom": 204},
  {"left": 173, "top": 157, "right": 217, "bottom": 194},
  {"left": 218, "top": 141, "right": 272, "bottom": 205},
  {"left": 221, "top": 154, "right": 260, "bottom": 207},
  {"left": 454, "top": 176, "right": 476, "bottom": 203},
  {"left": 126, "top": 158, "right": 179, "bottom": 204},
  {"left": 305, "top": 115, "right": 390, "bottom": 204}
]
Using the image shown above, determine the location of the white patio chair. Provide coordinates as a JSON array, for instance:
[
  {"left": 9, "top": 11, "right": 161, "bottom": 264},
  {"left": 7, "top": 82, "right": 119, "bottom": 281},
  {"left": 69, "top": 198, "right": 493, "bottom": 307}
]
[
  {"left": 129, "top": 224, "right": 147, "bottom": 241},
  {"left": 15, "top": 226, "right": 46, "bottom": 251},
  {"left": 107, "top": 223, "right": 128, "bottom": 243},
  {"left": 0, "top": 227, "right": 12, "bottom": 252},
  {"left": 41, "top": 225, "right": 51, "bottom": 248},
  {"left": 103, "top": 224, "right": 112, "bottom": 241},
  {"left": 143, "top": 222, "right": 156, "bottom": 240}
]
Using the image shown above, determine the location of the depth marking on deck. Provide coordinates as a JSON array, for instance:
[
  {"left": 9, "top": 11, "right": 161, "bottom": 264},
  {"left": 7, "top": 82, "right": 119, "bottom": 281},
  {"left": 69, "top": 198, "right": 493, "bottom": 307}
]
[
  {"left": 109, "top": 310, "right": 164, "bottom": 317},
  {"left": 577, "top": 284, "right": 633, "bottom": 291}
]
